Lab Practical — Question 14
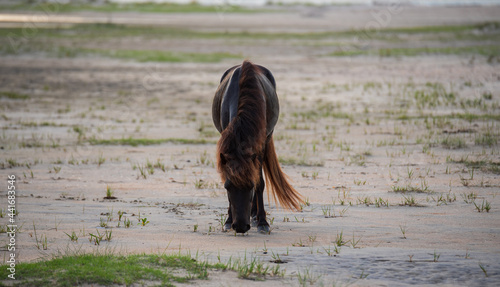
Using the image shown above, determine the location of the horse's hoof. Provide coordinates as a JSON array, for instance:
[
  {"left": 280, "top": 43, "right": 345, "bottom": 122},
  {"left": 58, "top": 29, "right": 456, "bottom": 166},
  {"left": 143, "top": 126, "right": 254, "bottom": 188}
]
[
  {"left": 223, "top": 223, "right": 232, "bottom": 232},
  {"left": 251, "top": 217, "right": 258, "bottom": 227},
  {"left": 257, "top": 225, "right": 270, "bottom": 234}
]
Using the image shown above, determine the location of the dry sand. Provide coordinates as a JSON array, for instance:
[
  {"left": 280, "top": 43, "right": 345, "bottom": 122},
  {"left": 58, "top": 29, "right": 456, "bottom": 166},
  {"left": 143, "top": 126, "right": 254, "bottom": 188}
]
[{"left": 1, "top": 4, "right": 500, "bottom": 286}]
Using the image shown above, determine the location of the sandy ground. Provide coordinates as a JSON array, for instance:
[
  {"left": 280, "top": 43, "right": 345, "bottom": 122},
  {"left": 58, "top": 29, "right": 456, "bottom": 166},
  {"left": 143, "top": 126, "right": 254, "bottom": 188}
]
[{"left": 1, "top": 4, "right": 500, "bottom": 286}]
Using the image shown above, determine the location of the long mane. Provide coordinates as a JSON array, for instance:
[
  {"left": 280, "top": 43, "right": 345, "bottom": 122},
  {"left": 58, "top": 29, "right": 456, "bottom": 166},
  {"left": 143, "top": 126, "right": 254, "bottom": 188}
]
[{"left": 216, "top": 61, "right": 267, "bottom": 188}]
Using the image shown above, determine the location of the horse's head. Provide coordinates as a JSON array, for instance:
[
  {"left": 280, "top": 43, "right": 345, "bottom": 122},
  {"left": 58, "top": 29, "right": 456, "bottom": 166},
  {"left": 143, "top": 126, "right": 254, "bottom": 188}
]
[
  {"left": 224, "top": 178, "right": 254, "bottom": 233},
  {"left": 219, "top": 149, "right": 260, "bottom": 233}
]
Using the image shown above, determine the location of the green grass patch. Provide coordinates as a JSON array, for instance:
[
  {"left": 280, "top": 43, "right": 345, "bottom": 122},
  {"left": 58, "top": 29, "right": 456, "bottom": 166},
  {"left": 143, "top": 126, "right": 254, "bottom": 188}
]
[
  {"left": 448, "top": 157, "right": 500, "bottom": 174},
  {"left": 394, "top": 113, "right": 500, "bottom": 122},
  {"left": 95, "top": 49, "right": 241, "bottom": 63},
  {"left": 0, "top": 91, "right": 30, "bottom": 100},
  {"left": 0, "top": 253, "right": 223, "bottom": 286},
  {"left": 89, "top": 137, "right": 215, "bottom": 146},
  {"left": 0, "top": 251, "right": 285, "bottom": 286},
  {"left": 380, "top": 22, "right": 500, "bottom": 35},
  {"left": 279, "top": 156, "right": 324, "bottom": 167},
  {"left": 0, "top": 33, "right": 241, "bottom": 62},
  {"left": 1, "top": 21, "right": 498, "bottom": 44},
  {"left": 448, "top": 113, "right": 500, "bottom": 122},
  {"left": 440, "top": 136, "right": 467, "bottom": 149},
  {"left": 330, "top": 45, "right": 500, "bottom": 58}
]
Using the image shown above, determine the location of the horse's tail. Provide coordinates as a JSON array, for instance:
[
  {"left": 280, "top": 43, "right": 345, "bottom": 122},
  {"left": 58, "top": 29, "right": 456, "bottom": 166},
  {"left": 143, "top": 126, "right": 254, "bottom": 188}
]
[{"left": 263, "top": 136, "right": 303, "bottom": 211}]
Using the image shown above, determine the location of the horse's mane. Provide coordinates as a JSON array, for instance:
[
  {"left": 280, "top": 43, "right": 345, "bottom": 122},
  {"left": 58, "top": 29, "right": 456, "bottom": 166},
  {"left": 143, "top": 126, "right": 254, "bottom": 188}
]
[{"left": 216, "top": 61, "right": 267, "bottom": 187}]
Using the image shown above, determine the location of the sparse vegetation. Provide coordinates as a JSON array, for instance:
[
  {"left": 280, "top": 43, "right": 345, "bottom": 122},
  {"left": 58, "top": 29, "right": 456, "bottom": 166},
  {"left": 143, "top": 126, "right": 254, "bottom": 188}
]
[
  {"left": 0, "top": 252, "right": 241, "bottom": 286},
  {"left": 1, "top": 12, "right": 498, "bottom": 287}
]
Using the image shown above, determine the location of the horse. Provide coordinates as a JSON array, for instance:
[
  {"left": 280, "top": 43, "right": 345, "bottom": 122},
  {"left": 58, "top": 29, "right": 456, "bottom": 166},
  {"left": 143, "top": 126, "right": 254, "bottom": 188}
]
[{"left": 212, "top": 60, "right": 303, "bottom": 233}]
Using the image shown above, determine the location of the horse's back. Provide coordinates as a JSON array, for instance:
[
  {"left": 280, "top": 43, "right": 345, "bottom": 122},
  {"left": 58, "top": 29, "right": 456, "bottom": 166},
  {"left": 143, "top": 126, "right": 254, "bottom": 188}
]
[{"left": 212, "top": 62, "right": 279, "bottom": 136}]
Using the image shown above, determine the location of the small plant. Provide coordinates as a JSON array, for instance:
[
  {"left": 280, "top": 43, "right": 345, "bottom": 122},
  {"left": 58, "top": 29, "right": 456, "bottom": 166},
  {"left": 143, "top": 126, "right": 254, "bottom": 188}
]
[
  {"left": 323, "top": 245, "right": 340, "bottom": 256},
  {"left": 479, "top": 263, "right": 488, "bottom": 277},
  {"left": 104, "top": 185, "right": 117, "bottom": 199},
  {"left": 64, "top": 231, "right": 78, "bottom": 242},
  {"left": 117, "top": 210, "right": 124, "bottom": 221},
  {"left": 335, "top": 231, "right": 348, "bottom": 247},
  {"left": 338, "top": 207, "right": 349, "bottom": 217},
  {"left": 321, "top": 205, "right": 335, "bottom": 218},
  {"left": 33, "top": 222, "right": 47, "bottom": 250},
  {"left": 399, "top": 223, "right": 407, "bottom": 239},
  {"left": 461, "top": 191, "right": 477, "bottom": 204},
  {"left": 97, "top": 152, "right": 106, "bottom": 167},
  {"left": 297, "top": 267, "right": 321, "bottom": 286},
  {"left": 89, "top": 230, "right": 104, "bottom": 245},
  {"left": 139, "top": 217, "right": 150, "bottom": 226},
  {"left": 105, "top": 229, "right": 113, "bottom": 241},
  {"left": 354, "top": 179, "right": 366, "bottom": 186},
  {"left": 193, "top": 224, "right": 198, "bottom": 232},
  {"left": 218, "top": 214, "right": 228, "bottom": 231},
  {"left": 374, "top": 197, "right": 389, "bottom": 208},
  {"left": 433, "top": 250, "right": 440, "bottom": 262},
  {"left": 357, "top": 196, "right": 373, "bottom": 206},
  {"left": 53, "top": 166, "right": 62, "bottom": 174},
  {"left": 262, "top": 241, "right": 268, "bottom": 254},
  {"left": 407, "top": 167, "right": 414, "bottom": 179},
  {"left": 41, "top": 235, "right": 48, "bottom": 250},
  {"left": 351, "top": 233, "right": 361, "bottom": 248},
  {"left": 292, "top": 238, "right": 305, "bottom": 247},
  {"left": 99, "top": 218, "right": 108, "bottom": 228},
  {"left": 53, "top": 216, "right": 61, "bottom": 231},
  {"left": 302, "top": 197, "right": 311, "bottom": 208},
  {"left": 294, "top": 216, "right": 306, "bottom": 223},
  {"left": 473, "top": 199, "right": 491, "bottom": 213},
  {"left": 308, "top": 235, "right": 317, "bottom": 244},
  {"left": 401, "top": 195, "right": 418, "bottom": 206},
  {"left": 154, "top": 158, "right": 166, "bottom": 172},
  {"left": 194, "top": 179, "right": 206, "bottom": 189},
  {"left": 270, "top": 251, "right": 285, "bottom": 263},
  {"left": 137, "top": 164, "right": 147, "bottom": 179},
  {"left": 459, "top": 167, "right": 474, "bottom": 186},
  {"left": 124, "top": 217, "right": 132, "bottom": 228}
]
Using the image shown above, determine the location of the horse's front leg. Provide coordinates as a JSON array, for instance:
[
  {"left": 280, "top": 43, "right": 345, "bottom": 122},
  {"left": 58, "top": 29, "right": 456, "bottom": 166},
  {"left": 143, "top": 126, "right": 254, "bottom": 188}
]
[
  {"left": 254, "top": 170, "right": 270, "bottom": 234},
  {"left": 223, "top": 195, "right": 233, "bottom": 232},
  {"left": 251, "top": 188, "right": 258, "bottom": 226}
]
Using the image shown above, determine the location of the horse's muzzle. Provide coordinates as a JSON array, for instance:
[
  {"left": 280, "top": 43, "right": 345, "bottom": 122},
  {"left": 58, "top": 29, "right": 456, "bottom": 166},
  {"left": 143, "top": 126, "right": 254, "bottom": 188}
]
[{"left": 232, "top": 222, "right": 251, "bottom": 233}]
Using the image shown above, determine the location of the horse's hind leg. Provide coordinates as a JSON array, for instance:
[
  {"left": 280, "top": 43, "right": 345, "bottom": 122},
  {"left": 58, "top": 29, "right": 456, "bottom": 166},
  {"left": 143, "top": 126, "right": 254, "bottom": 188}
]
[{"left": 254, "top": 169, "right": 270, "bottom": 234}]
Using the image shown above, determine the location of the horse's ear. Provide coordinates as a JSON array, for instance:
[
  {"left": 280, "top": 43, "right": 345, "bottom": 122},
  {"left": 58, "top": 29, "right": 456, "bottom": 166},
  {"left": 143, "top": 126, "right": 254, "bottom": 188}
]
[{"left": 220, "top": 153, "right": 227, "bottom": 165}]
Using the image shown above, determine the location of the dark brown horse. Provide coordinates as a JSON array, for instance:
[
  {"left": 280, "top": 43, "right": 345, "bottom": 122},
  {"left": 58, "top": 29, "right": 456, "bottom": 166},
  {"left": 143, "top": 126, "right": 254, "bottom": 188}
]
[{"left": 212, "top": 60, "right": 303, "bottom": 233}]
